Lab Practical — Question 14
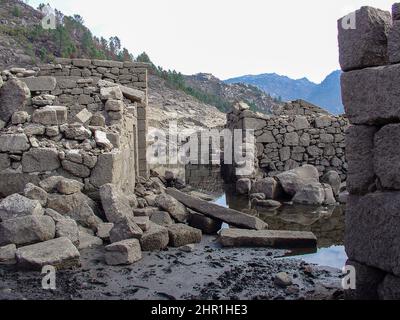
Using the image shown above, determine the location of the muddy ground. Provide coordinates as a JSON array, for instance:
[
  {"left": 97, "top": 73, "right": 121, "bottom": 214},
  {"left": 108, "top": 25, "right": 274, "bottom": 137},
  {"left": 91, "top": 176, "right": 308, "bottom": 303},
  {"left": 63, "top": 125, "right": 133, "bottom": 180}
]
[{"left": 0, "top": 236, "right": 343, "bottom": 300}]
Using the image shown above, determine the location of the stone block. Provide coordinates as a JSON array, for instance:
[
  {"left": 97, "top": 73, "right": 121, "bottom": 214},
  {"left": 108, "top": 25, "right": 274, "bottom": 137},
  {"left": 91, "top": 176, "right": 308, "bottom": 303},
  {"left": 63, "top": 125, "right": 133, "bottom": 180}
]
[
  {"left": 0, "top": 153, "right": 10, "bottom": 171},
  {"left": 22, "top": 148, "right": 60, "bottom": 173},
  {"left": 100, "top": 183, "right": 133, "bottom": 223},
  {"left": 338, "top": 6, "right": 392, "bottom": 71},
  {"left": 378, "top": 274, "right": 400, "bottom": 300},
  {"left": 346, "top": 193, "right": 400, "bottom": 277},
  {"left": 105, "top": 239, "right": 142, "bottom": 266},
  {"left": 0, "top": 194, "right": 44, "bottom": 222},
  {"left": 341, "top": 64, "right": 400, "bottom": 125},
  {"left": 388, "top": 20, "right": 400, "bottom": 64},
  {"left": 188, "top": 211, "right": 222, "bottom": 235},
  {"left": 0, "top": 244, "right": 16, "bottom": 265},
  {"left": 0, "top": 79, "right": 30, "bottom": 123},
  {"left": 140, "top": 221, "right": 169, "bottom": 251},
  {"left": 73, "top": 59, "right": 92, "bottom": 67},
  {"left": 167, "top": 224, "right": 202, "bottom": 247},
  {"left": 345, "top": 125, "right": 377, "bottom": 195},
  {"left": 0, "top": 173, "right": 40, "bottom": 198},
  {"left": 109, "top": 216, "right": 143, "bottom": 243},
  {"left": 21, "top": 76, "right": 56, "bottom": 91},
  {"left": 0, "top": 134, "right": 30, "bottom": 153},
  {"left": 374, "top": 124, "right": 400, "bottom": 189},
  {"left": 119, "top": 85, "right": 145, "bottom": 102},
  {"left": 92, "top": 60, "right": 123, "bottom": 68},
  {"left": 56, "top": 218, "right": 79, "bottom": 246},
  {"left": 32, "top": 106, "right": 67, "bottom": 125}
]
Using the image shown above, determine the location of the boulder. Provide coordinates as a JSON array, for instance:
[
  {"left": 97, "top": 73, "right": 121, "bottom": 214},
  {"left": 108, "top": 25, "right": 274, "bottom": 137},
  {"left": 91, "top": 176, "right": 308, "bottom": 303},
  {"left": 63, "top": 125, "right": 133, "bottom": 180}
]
[
  {"left": 100, "top": 184, "right": 133, "bottom": 223},
  {"left": 22, "top": 148, "right": 60, "bottom": 173},
  {"left": 0, "top": 244, "right": 17, "bottom": 265},
  {"left": 251, "top": 177, "right": 282, "bottom": 199},
  {"left": 109, "top": 216, "right": 143, "bottom": 243},
  {"left": 16, "top": 237, "right": 80, "bottom": 270},
  {"left": 252, "top": 199, "right": 282, "bottom": 209},
  {"left": 0, "top": 173, "right": 40, "bottom": 198},
  {"left": 236, "top": 178, "right": 251, "bottom": 195},
  {"left": 140, "top": 221, "right": 169, "bottom": 251},
  {"left": 323, "top": 184, "right": 337, "bottom": 205},
  {"left": 150, "top": 211, "right": 174, "bottom": 226},
  {"left": 39, "top": 176, "right": 65, "bottom": 192},
  {"left": 78, "top": 231, "right": 103, "bottom": 250},
  {"left": 45, "top": 208, "right": 66, "bottom": 223},
  {"left": 119, "top": 85, "right": 145, "bottom": 102},
  {"left": 0, "top": 194, "right": 44, "bottom": 222},
  {"left": 276, "top": 165, "right": 320, "bottom": 197},
  {"left": 56, "top": 178, "right": 84, "bottom": 195},
  {"left": 133, "top": 216, "right": 150, "bottom": 232},
  {"left": 179, "top": 244, "right": 195, "bottom": 253},
  {"left": 167, "top": 224, "right": 202, "bottom": 247},
  {"left": 0, "top": 134, "right": 30, "bottom": 153},
  {"left": 95, "top": 131, "right": 113, "bottom": 149},
  {"left": 62, "top": 124, "right": 91, "bottom": 140},
  {"left": 105, "top": 239, "right": 142, "bottom": 266},
  {"left": 0, "top": 215, "right": 55, "bottom": 246},
  {"left": 96, "top": 223, "right": 114, "bottom": 240},
  {"left": 24, "top": 183, "right": 48, "bottom": 206},
  {"left": 46, "top": 192, "right": 103, "bottom": 231},
  {"left": 219, "top": 229, "right": 317, "bottom": 249},
  {"left": 11, "top": 111, "right": 29, "bottom": 124},
  {"left": 0, "top": 79, "right": 31, "bottom": 123},
  {"left": 274, "top": 272, "right": 293, "bottom": 288},
  {"left": 321, "top": 171, "right": 341, "bottom": 196},
  {"left": 188, "top": 211, "right": 222, "bottom": 235},
  {"left": 56, "top": 218, "right": 79, "bottom": 246},
  {"left": 100, "top": 86, "right": 123, "bottom": 100},
  {"left": 292, "top": 183, "right": 325, "bottom": 205},
  {"left": 155, "top": 193, "right": 188, "bottom": 223},
  {"left": 338, "top": 6, "right": 392, "bottom": 71},
  {"left": 0, "top": 153, "right": 10, "bottom": 171},
  {"left": 105, "top": 99, "right": 124, "bottom": 112}
]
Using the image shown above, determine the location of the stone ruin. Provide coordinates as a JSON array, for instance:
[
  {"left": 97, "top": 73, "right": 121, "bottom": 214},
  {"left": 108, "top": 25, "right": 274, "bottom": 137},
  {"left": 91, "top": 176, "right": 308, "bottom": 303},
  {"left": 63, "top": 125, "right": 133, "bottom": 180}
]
[
  {"left": 0, "top": 58, "right": 149, "bottom": 198},
  {"left": 339, "top": 4, "right": 400, "bottom": 299},
  {"left": 226, "top": 100, "right": 348, "bottom": 181}
]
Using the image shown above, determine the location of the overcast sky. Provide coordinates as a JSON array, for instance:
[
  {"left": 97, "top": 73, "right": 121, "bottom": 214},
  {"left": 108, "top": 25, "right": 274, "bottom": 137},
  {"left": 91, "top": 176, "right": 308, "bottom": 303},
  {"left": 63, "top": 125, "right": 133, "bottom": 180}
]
[{"left": 29, "top": 0, "right": 393, "bottom": 83}]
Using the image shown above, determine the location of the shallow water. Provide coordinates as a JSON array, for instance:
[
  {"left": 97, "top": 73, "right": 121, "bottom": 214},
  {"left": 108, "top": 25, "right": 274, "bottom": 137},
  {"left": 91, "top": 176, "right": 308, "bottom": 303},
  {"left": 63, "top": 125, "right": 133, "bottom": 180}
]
[{"left": 214, "top": 191, "right": 347, "bottom": 270}]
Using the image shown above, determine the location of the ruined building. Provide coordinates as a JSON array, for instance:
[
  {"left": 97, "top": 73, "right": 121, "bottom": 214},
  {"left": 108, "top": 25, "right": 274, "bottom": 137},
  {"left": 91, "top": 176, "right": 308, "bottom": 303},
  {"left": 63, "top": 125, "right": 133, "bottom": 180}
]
[
  {"left": 339, "top": 4, "right": 400, "bottom": 299},
  {"left": 0, "top": 58, "right": 149, "bottom": 198}
]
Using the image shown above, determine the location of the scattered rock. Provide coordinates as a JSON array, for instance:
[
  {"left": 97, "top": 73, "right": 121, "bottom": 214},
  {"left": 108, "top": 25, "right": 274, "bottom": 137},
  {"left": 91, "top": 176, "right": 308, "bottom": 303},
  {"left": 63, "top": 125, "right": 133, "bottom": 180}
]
[
  {"left": 252, "top": 177, "right": 282, "bottom": 199},
  {"left": 0, "top": 79, "right": 31, "bottom": 123},
  {"left": 0, "top": 194, "right": 44, "bottom": 222},
  {"left": 16, "top": 237, "right": 80, "bottom": 270},
  {"left": 252, "top": 199, "right": 282, "bottom": 209},
  {"left": 100, "top": 184, "right": 133, "bottom": 223},
  {"left": 321, "top": 171, "right": 341, "bottom": 196},
  {"left": 150, "top": 211, "right": 174, "bottom": 226},
  {"left": 0, "top": 215, "right": 55, "bottom": 246},
  {"left": 179, "top": 244, "right": 195, "bottom": 253},
  {"left": 0, "top": 244, "right": 17, "bottom": 265},
  {"left": 274, "top": 272, "right": 293, "bottom": 288},
  {"left": 188, "top": 211, "right": 222, "bottom": 235},
  {"left": 105, "top": 239, "right": 142, "bottom": 266},
  {"left": 293, "top": 183, "right": 325, "bottom": 205},
  {"left": 167, "top": 224, "right": 202, "bottom": 247},
  {"left": 56, "top": 218, "right": 79, "bottom": 246},
  {"left": 133, "top": 216, "right": 150, "bottom": 232},
  {"left": 24, "top": 183, "right": 48, "bottom": 206},
  {"left": 96, "top": 223, "right": 114, "bottom": 240},
  {"left": 156, "top": 193, "right": 188, "bottom": 223},
  {"left": 78, "top": 231, "right": 103, "bottom": 250},
  {"left": 140, "top": 221, "right": 169, "bottom": 251},
  {"left": 56, "top": 178, "right": 84, "bottom": 195},
  {"left": 109, "top": 216, "right": 143, "bottom": 243},
  {"left": 276, "top": 165, "right": 320, "bottom": 197}
]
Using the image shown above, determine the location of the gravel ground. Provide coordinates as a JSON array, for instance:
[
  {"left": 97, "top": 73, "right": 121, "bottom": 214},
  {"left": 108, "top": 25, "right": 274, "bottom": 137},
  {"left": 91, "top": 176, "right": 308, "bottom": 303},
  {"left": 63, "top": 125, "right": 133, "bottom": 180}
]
[{"left": 0, "top": 236, "right": 343, "bottom": 300}]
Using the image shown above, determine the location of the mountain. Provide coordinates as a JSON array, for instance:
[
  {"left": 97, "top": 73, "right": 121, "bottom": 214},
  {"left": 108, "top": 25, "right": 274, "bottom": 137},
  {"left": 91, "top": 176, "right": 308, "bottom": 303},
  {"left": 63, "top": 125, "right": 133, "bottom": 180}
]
[
  {"left": 225, "top": 71, "right": 344, "bottom": 115},
  {"left": 184, "top": 73, "right": 281, "bottom": 114}
]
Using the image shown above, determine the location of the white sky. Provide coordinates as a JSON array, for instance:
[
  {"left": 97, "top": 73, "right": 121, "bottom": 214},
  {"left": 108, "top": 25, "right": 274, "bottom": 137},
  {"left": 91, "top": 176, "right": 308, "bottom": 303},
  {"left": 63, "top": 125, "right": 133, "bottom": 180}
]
[{"left": 28, "top": 0, "right": 394, "bottom": 83}]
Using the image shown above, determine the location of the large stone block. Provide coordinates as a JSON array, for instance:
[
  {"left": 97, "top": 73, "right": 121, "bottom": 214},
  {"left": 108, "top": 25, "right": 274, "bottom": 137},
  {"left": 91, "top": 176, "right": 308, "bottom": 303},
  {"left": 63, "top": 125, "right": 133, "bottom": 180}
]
[
  {"left": 100, "top": 183, "right": 133, "bottom": 223},
  {"left": 0, "top": 215, "right": 55, "bottom": 246},
  {"left": 346, "top": 193, "right": 400, "bottom": 276},
  {"left": 0, "top": 134, "right": 30, "bottom": 153},
  {"left": 22, "top": 148, "right": 60, "bottom": 173},
  {"left": 119, "top": 85, "right": 145, "bottom": 102},
  {"left": 32, "top": 106, "right": 67, "bottom": 125},
  {"left": 0, "top": 79, "right": 31, "bottom": 123},
  {"left": 338, "top": 6, "right": 392, "bottom": 71},
  {"left": 21, "top": 76, "right": 56, "bottom": 91},
  {"left": 0, "top": 194, "right": 44, "bottom": 222},
  {"left": 155, "top": 193, "right": 188, "bottom": 223},
  {"left": 109, "top": 216, "right": 143, "bottom": 243},
  {"left": 341, "top": 64, "right": 400, "bottom": 125},
  {"left": 374, "top": 124, "right": 400, "bottom": 189},
  {"left": 16, "top": 237, "right": 80, "bottom": 270},
  {"left": 140, "top": 221, "right": 169, "bottom": 251},
  {"left": 346, "top": 125, "right": 377, "bottom": 195},
  {"left": 167, "top": 224, "right": 202, "bottom": 247},
  {"left": 0, "top": 173, "right": 40, "bottom": 198},
  {"left": 90, "top": 151, "right": 122, "bottom": 188},
  {"left": 388, "top": 20, "right": 400, "bottom": 63}
]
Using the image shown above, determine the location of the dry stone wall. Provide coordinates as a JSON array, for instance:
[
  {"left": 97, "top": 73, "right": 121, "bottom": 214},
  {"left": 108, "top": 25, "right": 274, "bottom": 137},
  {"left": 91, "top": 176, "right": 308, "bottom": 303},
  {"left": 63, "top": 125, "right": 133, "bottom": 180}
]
[
  {"left": 0, "top": 59, "right": 149, "bottom": 199},
  {"left": 226, "top": 100, "right": 348, "bottom": 181},
  {"left": 339, "top": 4, "right": 400, "bottom": 299}
]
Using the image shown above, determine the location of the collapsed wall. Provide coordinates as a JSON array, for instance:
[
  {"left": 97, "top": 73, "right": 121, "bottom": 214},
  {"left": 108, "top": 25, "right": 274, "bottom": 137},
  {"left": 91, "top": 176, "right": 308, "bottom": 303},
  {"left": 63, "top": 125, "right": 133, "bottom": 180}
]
[
  {"left": 227, "top": 100, "right": 348, "bottom": 181},
  {"left": 339, "top": 4, "right": 400, "bottom": 299},
  {"left": 0, "top": 58, "right": 149, "bottom": 198}
]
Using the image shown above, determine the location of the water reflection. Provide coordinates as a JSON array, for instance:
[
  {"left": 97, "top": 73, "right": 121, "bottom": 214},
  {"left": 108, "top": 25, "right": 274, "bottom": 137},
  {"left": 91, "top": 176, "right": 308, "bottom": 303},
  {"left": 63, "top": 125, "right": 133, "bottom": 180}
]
[{"left": 154, "top": 164, "right": 347, "bottom": 269}]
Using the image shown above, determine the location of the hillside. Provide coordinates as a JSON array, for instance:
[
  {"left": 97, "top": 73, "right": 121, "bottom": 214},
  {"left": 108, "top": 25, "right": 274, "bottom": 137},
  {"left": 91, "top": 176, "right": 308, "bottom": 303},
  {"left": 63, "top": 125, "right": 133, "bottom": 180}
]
[
  {"left": 225, "top": 71, "right": 344, "bottom": 115},
  {"left": 184, "top": 73, "right": 281, "bottom": 114}
]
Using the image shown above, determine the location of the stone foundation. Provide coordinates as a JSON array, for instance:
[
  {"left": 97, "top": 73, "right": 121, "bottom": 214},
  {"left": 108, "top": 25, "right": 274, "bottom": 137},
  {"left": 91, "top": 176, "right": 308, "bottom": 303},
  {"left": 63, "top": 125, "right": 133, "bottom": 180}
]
[{"left": 339, "top": 3, "right": 400, "bottom": 299}]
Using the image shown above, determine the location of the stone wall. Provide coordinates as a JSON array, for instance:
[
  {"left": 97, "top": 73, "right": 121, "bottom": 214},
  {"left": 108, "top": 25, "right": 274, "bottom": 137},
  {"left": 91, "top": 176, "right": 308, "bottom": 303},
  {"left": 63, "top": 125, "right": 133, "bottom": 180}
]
[
  {"left": 226, "top": 101, "right": 348, "bottom": 181},
  {"left": 0, "top": 58, "right": 149, "bottom": 199},
  {"left": 339, "top": 4, "right": 400, "bottom": 299}
]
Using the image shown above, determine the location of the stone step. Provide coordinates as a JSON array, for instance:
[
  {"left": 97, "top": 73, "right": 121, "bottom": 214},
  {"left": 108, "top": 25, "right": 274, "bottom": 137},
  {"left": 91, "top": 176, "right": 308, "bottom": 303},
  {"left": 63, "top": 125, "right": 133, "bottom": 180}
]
[{"left": 219, "top": 228, "right": 317, "bottom": 249}]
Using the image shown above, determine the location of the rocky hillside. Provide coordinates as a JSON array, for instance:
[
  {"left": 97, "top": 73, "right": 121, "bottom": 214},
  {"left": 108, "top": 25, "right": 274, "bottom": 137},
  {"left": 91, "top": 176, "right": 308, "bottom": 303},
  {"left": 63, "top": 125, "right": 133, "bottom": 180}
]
[
  {"left": 225, "top": 71, "right": 344, "bottom": 115},
  {"left": 184, "top": 73, "right": 281, "bottom": 114},
  {"left": 0, "top": 0, "right": 226, "bottom": 130}
]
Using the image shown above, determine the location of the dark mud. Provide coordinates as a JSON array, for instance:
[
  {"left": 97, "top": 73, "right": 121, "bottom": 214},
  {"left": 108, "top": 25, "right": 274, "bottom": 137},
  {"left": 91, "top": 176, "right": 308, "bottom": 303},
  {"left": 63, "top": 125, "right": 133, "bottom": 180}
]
[{"left": 0, "top": 236, "right": 343, "bottom": 300}]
